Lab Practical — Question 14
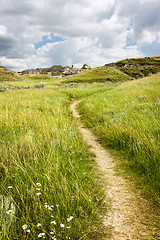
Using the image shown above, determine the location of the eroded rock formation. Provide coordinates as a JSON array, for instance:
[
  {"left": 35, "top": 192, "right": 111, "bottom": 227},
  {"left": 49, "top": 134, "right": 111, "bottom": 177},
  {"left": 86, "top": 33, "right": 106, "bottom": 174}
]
[{"left": 20, "top": 64, "right": 91, "bottom": 76}]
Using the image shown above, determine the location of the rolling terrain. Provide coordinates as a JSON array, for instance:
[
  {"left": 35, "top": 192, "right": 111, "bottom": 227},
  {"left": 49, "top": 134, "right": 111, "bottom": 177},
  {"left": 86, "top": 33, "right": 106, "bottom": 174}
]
[{"left": 0, "top": 56, "right": 160, "bottom": 239}]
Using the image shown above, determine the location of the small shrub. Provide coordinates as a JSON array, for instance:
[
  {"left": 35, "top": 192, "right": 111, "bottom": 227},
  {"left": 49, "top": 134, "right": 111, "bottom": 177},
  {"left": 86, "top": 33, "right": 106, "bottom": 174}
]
[{"left": 33, "top": 83, "right": 45, "bottom": 88}]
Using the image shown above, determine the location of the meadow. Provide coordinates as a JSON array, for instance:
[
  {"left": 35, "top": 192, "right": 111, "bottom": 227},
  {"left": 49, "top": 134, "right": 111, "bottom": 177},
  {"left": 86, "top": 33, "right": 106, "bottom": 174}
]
[
  {"left": 0, "top": 88, "right": 106, "bottom": 239},
  {"left": 79, "top": 73, "right": 160, "bottom": 202},
  {"left": 0, "top": 59, "right": 160, "bottom": 239}
]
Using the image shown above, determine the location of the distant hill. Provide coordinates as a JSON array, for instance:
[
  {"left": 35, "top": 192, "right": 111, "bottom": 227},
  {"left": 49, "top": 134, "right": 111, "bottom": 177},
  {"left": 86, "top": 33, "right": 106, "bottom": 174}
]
[
  {"left": 1, "top": 56, "right": 160, "bottom": 83},
  {"left": 20, "top": 64, "right": 91, "bottom": 76},
  {"left": 106, "top": 56, "right": 160, "bottom": 79},
  {"left": 0, "top": 66, "right": 20, "bottom": 82},
  {"left": 60, "top": 65, "right": 132, "bottom": 84},
  {"left": 59, "top": 56, "right": 160, "bottom": 84}
]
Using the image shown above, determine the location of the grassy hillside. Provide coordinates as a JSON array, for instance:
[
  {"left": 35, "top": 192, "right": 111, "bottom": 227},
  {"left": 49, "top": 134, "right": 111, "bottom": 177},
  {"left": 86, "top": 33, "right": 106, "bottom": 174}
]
[
  {"left": 114, "top": 56, "right": 160, "bottom": 79},
  {"left": 0, "top": 66, "right": 20, "bottom": 82},
  {"left": 60, "top": 66, "right": 132, "bottom": 83},
  {"left": 61, "top": 56, "right": 160, "bottom": 84},
  {"left": 79, "top": 73, "right": 160, "bottom": 202}
]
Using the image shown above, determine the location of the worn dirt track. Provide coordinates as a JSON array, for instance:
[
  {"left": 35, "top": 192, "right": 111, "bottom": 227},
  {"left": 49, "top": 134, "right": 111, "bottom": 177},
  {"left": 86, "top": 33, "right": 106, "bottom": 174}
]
[{"left": 70, "top": 99, "right": 159, "bottom": 240}]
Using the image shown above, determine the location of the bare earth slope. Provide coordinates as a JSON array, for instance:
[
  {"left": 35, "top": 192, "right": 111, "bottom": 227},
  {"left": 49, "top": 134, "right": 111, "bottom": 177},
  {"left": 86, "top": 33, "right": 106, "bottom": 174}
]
[{"left": 70, "top": 100, "right": 159, "bottom": 240}]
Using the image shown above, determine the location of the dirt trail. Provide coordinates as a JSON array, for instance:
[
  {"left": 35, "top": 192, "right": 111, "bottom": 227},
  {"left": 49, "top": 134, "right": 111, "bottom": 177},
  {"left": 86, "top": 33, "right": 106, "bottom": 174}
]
[{"left": 70, "top": 100, "right": 159, "bottom": 240}]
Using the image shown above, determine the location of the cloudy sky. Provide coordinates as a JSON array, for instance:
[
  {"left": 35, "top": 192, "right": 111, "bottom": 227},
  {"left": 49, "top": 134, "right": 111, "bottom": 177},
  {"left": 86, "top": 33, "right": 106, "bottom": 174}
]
[{"left": 0, "top": 0, "right": 160, "bottom": 71}]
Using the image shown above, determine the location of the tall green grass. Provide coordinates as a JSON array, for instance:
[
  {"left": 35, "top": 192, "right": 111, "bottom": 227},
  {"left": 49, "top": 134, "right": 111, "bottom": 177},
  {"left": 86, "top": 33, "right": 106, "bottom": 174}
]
[
  {"left": 0, "top": 74, "right": 61, "bottom": 88},
  {"left": 61, "top": 82, "right": 119, "bottom": 99},
  {"left": 79, "top": 74, "right": 160, "bottom": 202},
  {"left": 0, "top": 89, "right": 105, "bottom": 239}
]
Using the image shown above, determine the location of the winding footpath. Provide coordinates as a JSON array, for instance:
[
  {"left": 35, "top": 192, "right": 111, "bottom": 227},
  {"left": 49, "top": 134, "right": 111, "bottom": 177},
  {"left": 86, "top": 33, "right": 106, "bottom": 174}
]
[{"left": 70, "top": 99, "right": 159, "bottom": 240}]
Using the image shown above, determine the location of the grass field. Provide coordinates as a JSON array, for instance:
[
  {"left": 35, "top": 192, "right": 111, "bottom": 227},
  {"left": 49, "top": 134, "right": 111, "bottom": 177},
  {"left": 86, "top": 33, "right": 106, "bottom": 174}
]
[
  {"left": 79, "top": 73, "right": 160, "bottom": 202},
  {"left": 0, "top": 74, "right": 61, "bottom": 90},
  {"left": 0, "top": 59, "right": 160, "bottom": 239},
  {"left": 0, "top": 88, "right": 106, "bottom": 239}
]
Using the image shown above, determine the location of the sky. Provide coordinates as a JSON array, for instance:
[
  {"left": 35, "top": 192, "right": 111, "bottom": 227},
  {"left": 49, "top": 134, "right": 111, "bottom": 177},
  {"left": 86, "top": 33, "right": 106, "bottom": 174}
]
[{"left": 0, "top": 0, "right": 160, "bottom": 72}]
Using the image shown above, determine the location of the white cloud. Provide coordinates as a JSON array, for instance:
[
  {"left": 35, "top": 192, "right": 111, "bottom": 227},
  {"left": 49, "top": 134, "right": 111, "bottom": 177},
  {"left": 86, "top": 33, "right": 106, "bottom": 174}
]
[
  {"left": 139, "top": 30, "right": 157, "bottom": 45},
  {"left": 0, "top": 56, "right": 28, "bottom": 71},
  {"left": 0, "top": 25, "right": 8, "bottom": 35},
  {"left": 0, "top": 0, "right": 160, "bottom": 71},
  {"left": 140, "top": 0, "right": 159, "bottom": 3}
]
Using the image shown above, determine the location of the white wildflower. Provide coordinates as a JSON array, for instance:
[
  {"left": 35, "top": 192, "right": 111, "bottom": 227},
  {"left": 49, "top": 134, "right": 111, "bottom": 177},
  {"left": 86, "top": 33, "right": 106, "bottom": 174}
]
[
  {"left": 26, "top": 230, "right": 30, "bottom": 233},
  {"left": 6, "top": 210, "right": 14, "bottom": 215},
  {"left": 48, "top": 207, "right": 52, "bottom": 211},
  {"left": 36, "top": 192, "right": 41, "bottom": 196},
  {"left": 50, "top": 231, "right": 55, "bottom": 234},
  {"left": 36, "top": 183, "right": 42, "bottom": 187},
  {"left": 22, "top": 224, "right": 28, "bottom": 230},
  {"left": 71, "top": 196, "right": 75, "bottom": 201},
  {"left": 36, "top": 188, "right": 41, "bottom": 191},
  {"left": 51, "top": 215, "right": 54, "bottom": 218},
  {"left": 38, "top": 232, "right": 45, "bottom": 238},
  {"left": 37, "top": 223, "right": 42, "bottom": 227},
  {"left": 66, "top": 226, "right": 71, "bottom": 229},
  {"left": 60, "top": 224, "right": 65, "bottom": 228},
  {"left": 51, "top": 221, "right": 56, "bottom": 225},
  {"left": 44, "top": 204, "right": 49, "bottom": 208},
  {"left": 8, "top": 186, "right": 13, "bottom": 189},
  {"left": 67, "top": 216, "right": 74, "bottom": 222}
]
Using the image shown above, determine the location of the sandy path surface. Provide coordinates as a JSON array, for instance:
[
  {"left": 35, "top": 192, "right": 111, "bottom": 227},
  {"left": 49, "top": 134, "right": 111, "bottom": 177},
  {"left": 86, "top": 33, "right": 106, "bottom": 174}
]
[{"left": 70, "top": 99, "right": 159, "bottom": 240}]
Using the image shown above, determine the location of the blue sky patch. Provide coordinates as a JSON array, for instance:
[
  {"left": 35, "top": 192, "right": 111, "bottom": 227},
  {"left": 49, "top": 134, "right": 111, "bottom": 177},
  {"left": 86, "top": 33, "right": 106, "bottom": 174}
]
[
  {"left": 140, "top": 41, "right": 160, "bottom": 57},
  {"left": 34, "top": 33, "right": 65, "bottom": 50},
  {"left": 124, "top": 18, "right": 136, "bottom": 48},
  {"left": 127, "top": 18, "right": 133, "bottom": 31},
  {"left": 125, "top": 36, "right": 136, "bottom": 47},
  {"left": 122, "top": 36, "right": 136, "bottom": 50}
]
